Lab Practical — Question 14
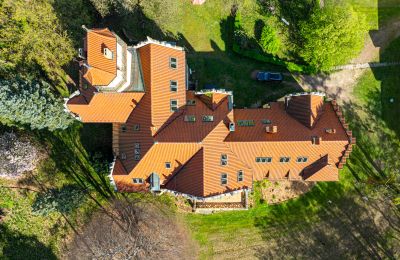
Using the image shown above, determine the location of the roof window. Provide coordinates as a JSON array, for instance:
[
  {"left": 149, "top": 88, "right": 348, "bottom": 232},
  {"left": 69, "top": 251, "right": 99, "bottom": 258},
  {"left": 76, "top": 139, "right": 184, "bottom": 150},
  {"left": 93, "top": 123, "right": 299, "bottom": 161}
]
[
  {"left": 202, "top": 115, "right": 214, "bottom": 122},
  {"left": 221, "top": 173, "right": 228, "bottom": 185},
  {"left": 184, "top": 115, "right": 196, "bottom": 122},
  {"left": 256, "top": 157, "right": 272, "bottom": 163},
  {"left": 133, "top": 124, "right": 140, "bottom": 131},
  {"left": 165, "top": 162, "right": 171, "bottom": 169},
  {"left": 186, "top": 99, "right": 196, "bottom": 106},
  {"left": 170, "top": 80, "right": 178, "bottom": 92},
  {"left": 279, "top": 157, "right": 290, "bottom": 163},
  {"left": 133, "top": 178, "right": 144, "bottom": 184},
  {"left": 237, "top": 170, "right": 244, "bottom": 182},
  {"left": 261, "top": 119, "right": 272, "bottom": 124},
  {"left": 237, "top": 120, "right": 255, "bottom": 126},
  {"left": 170, "top": 100, "right": 178, "bottom": 112},
  {"left": 221, "top": 154, "right": 228, "bottom": 166},
  {"left": 169, "top": 57, "right": 177, "bottom": 69},
  {"left": 296, "top": 156, "right": 308, "bottom": 163}
]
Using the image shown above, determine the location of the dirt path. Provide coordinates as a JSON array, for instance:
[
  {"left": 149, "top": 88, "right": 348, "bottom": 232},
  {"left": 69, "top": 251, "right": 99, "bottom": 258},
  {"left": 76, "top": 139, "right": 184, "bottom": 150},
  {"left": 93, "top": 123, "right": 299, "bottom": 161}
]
[{"left": 290, "top": 17, "right": 400, "bottom": 104}]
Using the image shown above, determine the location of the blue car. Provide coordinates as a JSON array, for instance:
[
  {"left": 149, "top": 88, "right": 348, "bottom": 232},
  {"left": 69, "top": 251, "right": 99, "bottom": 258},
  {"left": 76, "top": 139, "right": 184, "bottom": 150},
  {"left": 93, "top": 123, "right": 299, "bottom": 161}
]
[{"left": 256, "top": 71, "right": 283, "bottom": 82}]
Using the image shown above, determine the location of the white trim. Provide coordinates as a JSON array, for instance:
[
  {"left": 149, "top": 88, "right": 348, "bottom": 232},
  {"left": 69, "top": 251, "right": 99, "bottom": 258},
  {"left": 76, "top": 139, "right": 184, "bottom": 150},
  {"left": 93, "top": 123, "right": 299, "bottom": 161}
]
[
  {"left": 108, "top": 157, "right": 118, "bottom": 191},
  {"left": 117, "top": 47, "right": 133, "bottom": 92},
  {"left": 133, "top": 36, "right": 184, "bottom": 51}
]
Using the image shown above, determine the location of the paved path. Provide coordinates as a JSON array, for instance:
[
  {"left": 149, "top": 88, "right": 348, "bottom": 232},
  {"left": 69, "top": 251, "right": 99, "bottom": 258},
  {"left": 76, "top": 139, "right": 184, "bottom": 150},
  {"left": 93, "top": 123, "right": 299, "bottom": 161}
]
[{"left": 332, "top": 61, "right": 400, "bottom": 71}]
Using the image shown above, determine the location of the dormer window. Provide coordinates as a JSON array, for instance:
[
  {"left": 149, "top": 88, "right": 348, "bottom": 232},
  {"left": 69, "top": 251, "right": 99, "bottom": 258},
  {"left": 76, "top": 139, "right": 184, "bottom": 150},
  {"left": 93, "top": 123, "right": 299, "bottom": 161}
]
[
  {"left": 170, "top": 80, "right": 178, "bottom": 92},
  {"left": 184, "top": 115, "right": 196, "bottom": 122},
  {"left": 103, "top": 47, "right": 113, "bottom": 59},
  {"left": 237, "top": 170, "right": 244, "bottom": 182},
  {"left": 186, "top": 99, "right": 196, "bottom": 106},
  {"left": 121, "top": 124, "right": 127, "bottom": 132},
  {"left": 169, "top": 57, "right": 177, "bottom": 69}
]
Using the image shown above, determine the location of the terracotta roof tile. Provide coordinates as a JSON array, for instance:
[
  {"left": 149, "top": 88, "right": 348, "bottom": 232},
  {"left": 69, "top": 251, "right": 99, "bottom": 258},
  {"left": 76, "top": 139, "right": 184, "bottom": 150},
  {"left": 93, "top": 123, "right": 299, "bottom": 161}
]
[{"left": 67, "top": 92, "right": 144, "bottom": 123}]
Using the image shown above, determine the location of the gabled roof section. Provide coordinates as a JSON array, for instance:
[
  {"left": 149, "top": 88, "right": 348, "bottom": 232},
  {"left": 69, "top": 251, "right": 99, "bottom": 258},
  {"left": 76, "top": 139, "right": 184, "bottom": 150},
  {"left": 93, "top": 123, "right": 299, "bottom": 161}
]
[
  {"left": 302, "top": 154, "right": 338, "bottom": 181},
  {"left": 67, "top": 92, "right": 144, "bottom": 123},
  {"left": 196, "top": 92, "right": 229, "bottom": 110},
  {"left": 286, "top": 93, "right": 325, "bottom": 128},
  {"left": 84, "top": 28, "right": 117, "bottom": 86}
]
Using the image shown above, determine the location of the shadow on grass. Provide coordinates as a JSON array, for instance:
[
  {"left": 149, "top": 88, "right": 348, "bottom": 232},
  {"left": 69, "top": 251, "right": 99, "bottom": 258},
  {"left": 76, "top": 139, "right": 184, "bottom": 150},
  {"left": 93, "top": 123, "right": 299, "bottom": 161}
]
[{"left": 0, "top": 224, "right": 57, "bottom": 260}]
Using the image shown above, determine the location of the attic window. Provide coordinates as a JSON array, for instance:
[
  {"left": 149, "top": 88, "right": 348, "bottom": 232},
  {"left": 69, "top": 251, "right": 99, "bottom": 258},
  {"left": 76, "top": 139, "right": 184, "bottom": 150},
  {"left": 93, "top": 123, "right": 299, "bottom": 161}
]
[
  {"left": 169, "top": 57, "right": 177, "bottom": 69},
  {"left": 221, "top": 154, "right": 228, "bottom": 166},
  {"left": 221, "top": 173, "right": 228, "bottom": 185},
  {"left": 312, "top": 136, "right": 322, "bottom": 145},
  {"left": 296, "top": 156, "right": 308, "bottom": 163},
  {"left": 165, "top": 162, "right": 171, "bottom": 169},
  {"left": 121, "top": 153, "right": 127, "bottom": 160},
  {"left": 133, "top": 178, "right": 144, "bottom": 184},
  {"left": 237, "top": 120, "right": 255, "bottom": 126},
  {"left": 202, "top": 115, "right": 214, "bottom": 122},
  {"left": 186, "top": 99, "right": 196, "bottom": 106},
  {"left": 103, "top": 47, "right": 113, "bottom": 59},
  {"left": 237, "top": 170, "right": 244, "bottom": 182},
  {"left": 256, "top": 157, "right": 272, "bottom": 163},
  {"left": 261, "top": 119, "right": 272, "bottom": 124},
  {"left": 170, "top": 99, "right": 178, "bottom": 112},
  {"left": 279, "top": 157, "right": 290, "bottom": 163},
  {"left": 170, "top": 80, "right": 178, "bottom": 92},
  {"left": 184, "top": 115, "right": 196, "bottom": 122},
  {"left": 133, "top": 124, "right": 140, "bottom": 131}
]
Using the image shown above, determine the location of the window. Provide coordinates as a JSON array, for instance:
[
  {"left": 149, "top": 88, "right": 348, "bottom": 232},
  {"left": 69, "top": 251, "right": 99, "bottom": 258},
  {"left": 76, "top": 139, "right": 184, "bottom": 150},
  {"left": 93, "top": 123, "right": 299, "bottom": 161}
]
[
  {"left": 296, "top": 156, "right": 308, "bottom": 163},
  {"left": 237, "top": 170, "right": 244, "bottom": 182},
  {"left": 261, "top": 119, "right": 272, "bottom": 124},
  {"left": 170, "top": 99, "right": 178, "bottom": 112},
  {"left": 221, "top": 173, "right": 228, "bottom": 185},
  {"left": 186, "top": 99, "right": 196, "bottom": 106},
  {"left": 133, "top": 124, "right": 140, "bottom": 131},
  {"left": 133, "top": 178, "right": 144, "bottom": 184},
  {"left": 279, "top": 157, "right": 290, "bottom": 163},
  {"left": 170, "top": 80, "right": 178, "bottom": 92},
  {"left": 134, "top": 143, "right": 141, "bottom": 161},
  {"left": 237, "top": 120, "right": 255, "bottom": 126},
  {"left": 256, "top": 157, "right": 272, "bottom": 163},
  {"left": 169, "top": 57, "right": 177, "bottom": 69},
  {"left": 202, "top": 115, "right": 214, "bottom": 122},
  {"left": 165, "top": 162, "right": 171, "bottom": 169},
  {"left": 121, "top": 124, "right": 127, "bottom": 132},
  {"left": 103, "top": 47, "right": 113, "bottom": 59},
  {"left": 221, "top": 154, "right": 228, "bottom": 166},
  {"left": 121, "top": 153, "right": 126, "bottom": 160},
  {"left": 184, "top": 115, "right": 196, "bottom": 122}
]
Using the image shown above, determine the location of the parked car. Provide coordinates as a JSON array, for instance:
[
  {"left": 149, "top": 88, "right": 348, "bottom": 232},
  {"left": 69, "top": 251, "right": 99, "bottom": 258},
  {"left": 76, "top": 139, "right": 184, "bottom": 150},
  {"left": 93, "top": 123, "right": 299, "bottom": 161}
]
[{"left": 256, "top": 71, "right": 283, "bottom": 82}]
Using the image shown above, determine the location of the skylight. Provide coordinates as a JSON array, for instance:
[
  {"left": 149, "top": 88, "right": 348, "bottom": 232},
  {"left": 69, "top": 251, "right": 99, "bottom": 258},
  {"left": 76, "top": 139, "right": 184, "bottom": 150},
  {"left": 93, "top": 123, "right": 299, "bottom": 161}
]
[{"left": 237, "top": 120, "right": 255, "bottom": 126}]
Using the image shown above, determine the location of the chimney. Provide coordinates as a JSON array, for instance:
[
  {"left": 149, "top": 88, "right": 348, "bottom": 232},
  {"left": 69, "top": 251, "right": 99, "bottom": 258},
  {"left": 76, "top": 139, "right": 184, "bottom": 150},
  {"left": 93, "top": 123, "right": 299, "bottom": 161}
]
[
  {"left": 266, "top": 125, "right": 278, "bottom": 134},
  {"left": 312, "top": 136, "right": 322, "bottom": 145},
  {"left": 325, "top": 128, "right": 336, "bottom": 134}
]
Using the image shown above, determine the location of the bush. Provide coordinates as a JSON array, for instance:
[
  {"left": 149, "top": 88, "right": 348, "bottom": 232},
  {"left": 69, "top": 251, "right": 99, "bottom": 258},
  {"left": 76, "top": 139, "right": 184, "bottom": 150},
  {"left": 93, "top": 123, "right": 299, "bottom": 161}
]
[
  {"left": 0, "top": 132, "right": 40, "bottom": 179},
  {"left": 259, "top": 24, "right": 281, "bottom": 55},
  {"left": 32, "top": 185, "right": 86, "bottom": 216},
  {"left": 0, "top": 79, "right": 74, "bottom": 131}
]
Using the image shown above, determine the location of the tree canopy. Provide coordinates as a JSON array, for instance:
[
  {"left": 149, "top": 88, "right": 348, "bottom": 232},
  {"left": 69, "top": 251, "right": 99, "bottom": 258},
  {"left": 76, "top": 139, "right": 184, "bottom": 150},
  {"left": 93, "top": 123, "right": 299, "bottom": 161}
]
[
  {"left": 0, "top": 79, "right": 74, "bottom": 131},
  {"left": 298, "top": 5, "right": 367, "bottom": 71},
  {"left": 0, "top": 0, "right": 76, "bottom": 95},
  {"left": 259, "top": 24, "right": 281, "bottom": 55}
]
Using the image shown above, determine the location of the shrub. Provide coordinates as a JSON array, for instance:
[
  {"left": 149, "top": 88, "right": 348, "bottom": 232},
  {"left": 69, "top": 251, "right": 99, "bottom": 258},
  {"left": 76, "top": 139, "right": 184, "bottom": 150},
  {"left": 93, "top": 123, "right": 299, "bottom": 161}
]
[
  {"left": 0, "top": 79, "right": 74, "bottom": 131},
  {"left": 259, "top": 24, "right": 281, "bottom": 55},
  {"left": 32, "top": 185, "right": 86, "bottom": 216}
]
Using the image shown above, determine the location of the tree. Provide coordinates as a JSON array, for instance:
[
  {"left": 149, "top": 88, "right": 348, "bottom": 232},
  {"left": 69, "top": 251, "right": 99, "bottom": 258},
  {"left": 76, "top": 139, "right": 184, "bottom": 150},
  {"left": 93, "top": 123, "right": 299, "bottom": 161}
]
[
  {"left": 259, "top": 24, "right": 281, "bottom": 55},
  {"left": 0, "top": 79, "right": 74, "bottom": 131},
  {"left": 298, "top": 5, "right": 367, "bottom": 71},
  {"left": 0, "top": 0, "right": 75, "bottom": 94},
  {"left": 68, "top": 198, "right": 195, "bottom": 259}
]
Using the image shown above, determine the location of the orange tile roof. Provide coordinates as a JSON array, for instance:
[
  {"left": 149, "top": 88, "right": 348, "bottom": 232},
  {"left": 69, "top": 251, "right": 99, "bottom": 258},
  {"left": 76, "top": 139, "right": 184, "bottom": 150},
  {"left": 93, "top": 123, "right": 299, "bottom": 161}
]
[
  {"left": 67, "top": 92, "right": 144, "bottom": 123},
  {"left": 84, "top": 28, "right": 117, "bottom": 86},
  {"left": 71, "top": 29, "right": 353, "bottom": 198}
]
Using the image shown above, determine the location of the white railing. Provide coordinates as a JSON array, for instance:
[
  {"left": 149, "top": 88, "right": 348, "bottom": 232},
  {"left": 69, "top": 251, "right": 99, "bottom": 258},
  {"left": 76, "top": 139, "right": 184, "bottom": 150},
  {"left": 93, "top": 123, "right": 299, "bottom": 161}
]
[{"left": 133, "top": 36, "right": 184, "bottom": 51}]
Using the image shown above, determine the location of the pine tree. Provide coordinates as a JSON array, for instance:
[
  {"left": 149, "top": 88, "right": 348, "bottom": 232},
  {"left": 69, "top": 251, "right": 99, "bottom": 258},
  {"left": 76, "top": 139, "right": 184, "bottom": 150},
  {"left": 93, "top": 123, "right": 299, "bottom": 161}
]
[{"left": 0, "top": 79, "right": 74, "bottom": 131}]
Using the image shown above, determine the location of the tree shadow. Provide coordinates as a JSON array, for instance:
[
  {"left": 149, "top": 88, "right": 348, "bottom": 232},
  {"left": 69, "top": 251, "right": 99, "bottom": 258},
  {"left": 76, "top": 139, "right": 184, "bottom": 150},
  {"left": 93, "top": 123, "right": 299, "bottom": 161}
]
[{"left": 0, "top": 224, "right": 57, "bottom": 260}]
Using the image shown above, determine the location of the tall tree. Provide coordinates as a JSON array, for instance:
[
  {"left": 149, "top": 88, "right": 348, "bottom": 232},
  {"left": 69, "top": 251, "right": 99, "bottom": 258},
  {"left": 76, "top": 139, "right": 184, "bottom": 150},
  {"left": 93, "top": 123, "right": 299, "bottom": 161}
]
[
  {"left": 298, "top": 4, "right": 367, "bottom": 71},
  {"left": 0, "top": 79, "right": 74, "bottom": 131}
]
